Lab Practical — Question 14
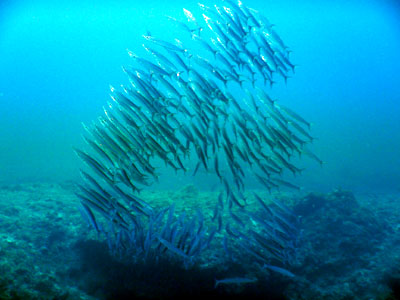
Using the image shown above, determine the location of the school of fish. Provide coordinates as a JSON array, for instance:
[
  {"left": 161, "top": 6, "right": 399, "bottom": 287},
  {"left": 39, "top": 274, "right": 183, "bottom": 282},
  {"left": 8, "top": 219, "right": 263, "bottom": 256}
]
[{"left": 75, "top": 0, "right": 316, "bottom": 284}]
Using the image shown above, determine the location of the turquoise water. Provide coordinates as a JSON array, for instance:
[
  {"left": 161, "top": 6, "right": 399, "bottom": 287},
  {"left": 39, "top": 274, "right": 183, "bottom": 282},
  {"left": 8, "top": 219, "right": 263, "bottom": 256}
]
[
  {"left": 1, "top": 1, "right": 400, "bottom": 299},
  {"left": 1, "top": 0, "right": 399, "bottom": 192}
]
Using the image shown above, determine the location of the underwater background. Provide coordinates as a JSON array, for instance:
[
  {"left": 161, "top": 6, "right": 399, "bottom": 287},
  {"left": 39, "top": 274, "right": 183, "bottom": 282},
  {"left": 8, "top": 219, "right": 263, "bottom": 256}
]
[
  {"left": 1, "top": 0, "right": 400, "bottom": 299},
  {"left": 1, "top": 0, "right": 400, "bottom": 192}
]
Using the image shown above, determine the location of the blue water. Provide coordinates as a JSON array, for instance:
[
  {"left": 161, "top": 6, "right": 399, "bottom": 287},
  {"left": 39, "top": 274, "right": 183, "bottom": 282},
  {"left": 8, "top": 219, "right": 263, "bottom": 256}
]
[{"left": 0, "top": 0, "right": 399, "bottom": 192}]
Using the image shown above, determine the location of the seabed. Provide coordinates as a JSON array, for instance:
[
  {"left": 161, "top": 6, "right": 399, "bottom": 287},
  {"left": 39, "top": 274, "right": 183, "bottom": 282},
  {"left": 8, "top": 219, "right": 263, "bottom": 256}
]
[{"left": 1, "top": 182, "right": 399, "bottom": 300}]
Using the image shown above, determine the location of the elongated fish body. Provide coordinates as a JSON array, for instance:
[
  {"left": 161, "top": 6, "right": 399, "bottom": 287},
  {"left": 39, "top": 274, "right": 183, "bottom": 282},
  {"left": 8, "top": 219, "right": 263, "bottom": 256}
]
[{"left": 215, "top": 277, "right": 258, "bottom": 288}]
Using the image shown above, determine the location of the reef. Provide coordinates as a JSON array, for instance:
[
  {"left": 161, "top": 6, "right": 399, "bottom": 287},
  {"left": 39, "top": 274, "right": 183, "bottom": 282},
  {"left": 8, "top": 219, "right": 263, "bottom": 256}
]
[{"left": 1, "top": 184, "right": 400, "bottom": 299}]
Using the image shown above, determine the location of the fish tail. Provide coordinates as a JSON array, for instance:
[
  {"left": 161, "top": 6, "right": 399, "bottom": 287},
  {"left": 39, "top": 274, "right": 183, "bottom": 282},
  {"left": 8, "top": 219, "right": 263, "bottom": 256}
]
[
  {"left": 251, "top": 78, "right": 256, "bottom": 88},
  {"left": 292, "top": 64, "right": 298, "bottom": 73},
  {"left": 213, "top": 50, "right": 219, "bottom": 59},
  {"left": 214, "top": 280, "right": 220, "bottom": 289}
]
